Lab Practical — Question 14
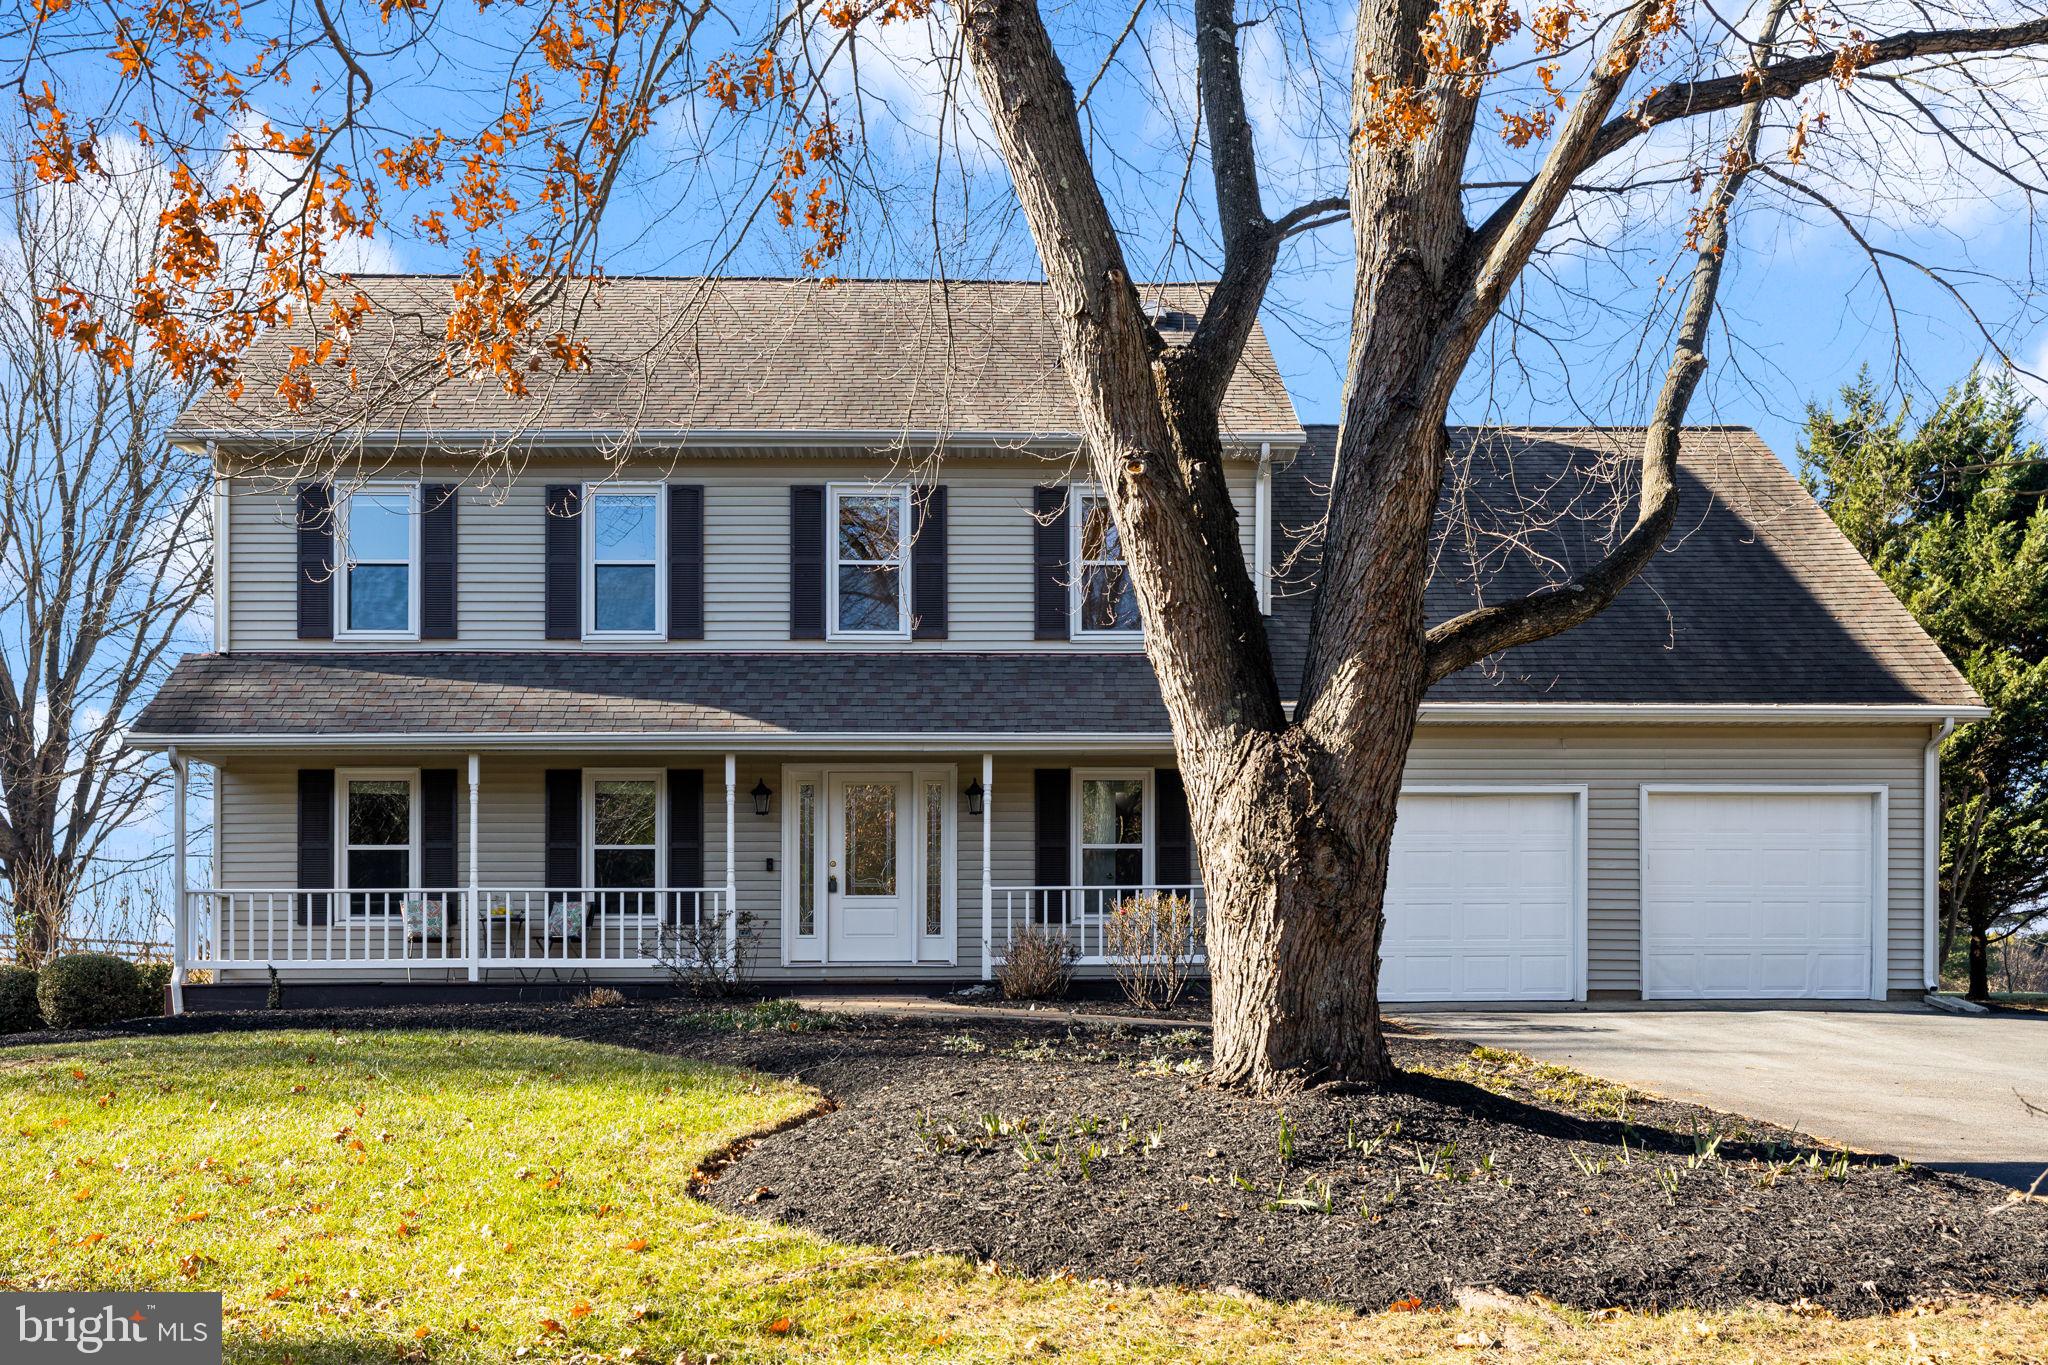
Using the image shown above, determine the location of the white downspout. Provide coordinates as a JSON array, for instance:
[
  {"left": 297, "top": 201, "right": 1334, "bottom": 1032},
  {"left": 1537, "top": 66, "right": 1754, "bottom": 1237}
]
[
  {"left": 209, "top": 445, "right": 230, "bottom": 654},
  {"left": 1924, "top": 717, "right": 1956, "bottom": 990},
  {"left": 169, "top": 746, "right": 187, "bottom": 1015}
]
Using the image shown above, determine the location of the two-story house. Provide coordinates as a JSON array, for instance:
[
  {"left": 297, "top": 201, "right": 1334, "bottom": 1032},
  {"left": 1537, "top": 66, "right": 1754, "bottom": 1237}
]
[{"left": 131, "top": 277, "right": 1984, "bottom": 1008}]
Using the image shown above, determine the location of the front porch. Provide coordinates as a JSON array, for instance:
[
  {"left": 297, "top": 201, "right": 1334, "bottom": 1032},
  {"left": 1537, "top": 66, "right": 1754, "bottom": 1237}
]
[{"left": 163, "top": 743, "right": 1208, "bottom": 1001}]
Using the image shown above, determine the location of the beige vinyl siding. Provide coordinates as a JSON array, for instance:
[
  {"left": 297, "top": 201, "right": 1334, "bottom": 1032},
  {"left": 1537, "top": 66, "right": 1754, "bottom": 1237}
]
[
  {"left": 207, "top": 724, "right": 1928, "bottom": 992},
  {"left": 225, "top": 458, "right": 1262, "bottom": 651}
]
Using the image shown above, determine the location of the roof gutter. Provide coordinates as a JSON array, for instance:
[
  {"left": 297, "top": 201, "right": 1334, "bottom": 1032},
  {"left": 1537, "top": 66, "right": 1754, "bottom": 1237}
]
[
  {"left": 175, "top": 426, "right": 1308, "bottom": 454},
  {"left": 126, "top": 703, "right": 1989, "bottom": 753},
  {"left": 1416, "top": 702, "right": 1989, "bottom": 724}
]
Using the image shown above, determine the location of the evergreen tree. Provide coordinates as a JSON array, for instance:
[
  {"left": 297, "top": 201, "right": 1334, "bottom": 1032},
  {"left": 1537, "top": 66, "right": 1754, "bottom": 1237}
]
[{"left": 1804, "top": 371, "right": 2048, "bottom": 998}]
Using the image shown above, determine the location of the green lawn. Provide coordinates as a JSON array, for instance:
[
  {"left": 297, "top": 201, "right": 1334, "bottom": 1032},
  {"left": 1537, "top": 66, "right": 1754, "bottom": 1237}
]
[{"left": 2, "top": 1029, "right": 2042, "bottom": 1363}]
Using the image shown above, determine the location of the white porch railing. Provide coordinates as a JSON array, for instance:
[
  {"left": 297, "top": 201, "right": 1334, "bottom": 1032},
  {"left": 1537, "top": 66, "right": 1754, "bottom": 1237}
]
[
  {"left": 184, "top": 887, "right": 729, "bottom": 973},
  {"left": 991, "top": 884, "right": 1207, "bottom": 965}
]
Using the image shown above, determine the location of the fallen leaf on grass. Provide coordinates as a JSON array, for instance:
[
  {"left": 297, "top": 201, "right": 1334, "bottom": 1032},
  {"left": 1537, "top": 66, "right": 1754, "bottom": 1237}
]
[
  {"left": 538, "top": 1318, "right": 565, "bottom": 1336},
  {"left": 570, "top": 1299, "right": 592, "bottom": 1320},
  {"left": 412, "top": 1327, "right": 430, "bottom": 1340},
  {"left": 76, "top": 1233, "right": 105, "bottom": 1248},
  {"left": 1386, "top": 1296, "right": 1423, "bottom": 1314},
  {"left": 765, "top": 1316, "right": 793, "bottom": 1335},
  {"left": 622, "top": 1237, "right": 648, "bottom": 1252}
]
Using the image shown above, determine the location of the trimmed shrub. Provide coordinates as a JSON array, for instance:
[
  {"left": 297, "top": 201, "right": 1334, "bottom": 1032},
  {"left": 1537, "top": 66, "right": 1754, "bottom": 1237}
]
[
  {"left": 36, "top": 954, "right": 144, "bottom": 1030},
  {"left": 995, "top": 927, "right": 1078, "bottom": 1001},
  {"left": 0, "top": 965, "right": 40, "bottom": 1032},
  {"left": 128, "top": 961, "right": 173, "bottom": 1018}
]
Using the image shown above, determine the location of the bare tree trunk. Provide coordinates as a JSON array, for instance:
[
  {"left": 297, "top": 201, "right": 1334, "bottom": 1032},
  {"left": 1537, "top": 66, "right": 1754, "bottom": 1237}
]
[{"left": 1968, "top": 925, "right": 1991, "bottom": 1001}]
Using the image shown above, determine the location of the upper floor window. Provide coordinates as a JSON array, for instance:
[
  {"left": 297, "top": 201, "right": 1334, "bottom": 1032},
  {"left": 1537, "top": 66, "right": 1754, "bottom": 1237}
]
[
  {"left": 586, "top": 486, "right": 663, "bottom": 637},
  {"left": 1073, "top": 488, "right": 1140, "bottom": 636},
  {"left": 338, "top": 484, "right": 417, "bottom": 638},
  {"left": 830, "top": 484, "right": 909, "bottom": 639}
]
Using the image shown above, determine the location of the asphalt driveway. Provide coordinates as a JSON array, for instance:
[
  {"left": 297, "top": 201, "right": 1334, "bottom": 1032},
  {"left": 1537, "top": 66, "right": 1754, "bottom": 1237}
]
[{"left": 1400, "top": 1003, "right": 2048, "bottom": 1189}]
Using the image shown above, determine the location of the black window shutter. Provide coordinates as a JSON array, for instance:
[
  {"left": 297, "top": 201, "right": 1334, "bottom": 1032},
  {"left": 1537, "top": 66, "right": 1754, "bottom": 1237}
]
[
  {"left": 790, "top": 485, "right": 826, "bottom": 640},
  {"left": 1155, "top": 769, "right": 1193, "bottom": 887},
  {"left": 421, "top": 485, "right": 459, "bottom": 640},
  {"left": 296, "top": 768, "right": 335, "bottom": 925},
  {"left": 543, "top": 485, "right": 582, "bottom": 640},
  {"left": 1033, "top": 767, "right": 1071, "bottom": 919},
  {"left": 421, "top": 769, "right": 459, "bottom": 887},
  {"left": 296, "top": 484, "right": 335, "bottom": 641},
  {"left": 668, "top": 485, "right": 705, "bottom": 641},
  {"left": 1033, "top": 485, "right": 1070, "bottom": 641},
  {"left": 667, "top": 769, "right": 706, "bottom": 925},
  {"left": 911, "top": 484, "right": 949, "bottom": 640},
  {"left": 544, "top": 768, "right": 582, "bottom": 889}
]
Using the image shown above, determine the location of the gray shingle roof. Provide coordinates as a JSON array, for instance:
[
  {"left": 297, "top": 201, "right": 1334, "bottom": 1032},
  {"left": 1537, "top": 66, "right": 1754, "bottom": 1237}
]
[
  {"left": 1270, "top": 425, "right": 1980, "bottom": 708},
  {"left": 136, "top": 424, "right": 1979, "bottom": 741},
  {"left": 174, "top": 278, "right": 1302, "bottom": 443},
  {"left": 135, "top": 652, "right": 1174, "bottom": 738}
]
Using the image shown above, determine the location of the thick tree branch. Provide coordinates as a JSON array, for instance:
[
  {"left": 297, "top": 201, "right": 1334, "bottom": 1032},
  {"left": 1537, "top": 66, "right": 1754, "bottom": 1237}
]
[
  {"left": 1472, "top": 15, "right": 2048, "bottom": 261},
  {"left": 1424, "top": 0, "right": 1793, "bottom": 684}
]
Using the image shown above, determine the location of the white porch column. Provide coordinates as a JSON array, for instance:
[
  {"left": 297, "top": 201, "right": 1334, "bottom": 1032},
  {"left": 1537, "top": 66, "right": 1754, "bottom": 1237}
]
[
  {"left": 466, "top": 753, "right": 481, "bottom": 983},
  {"left": 724, "top": 754, "right": 739, "bottom": 962},
  {"left": 169, "top": 746, "right": 188, "bottom": 1015},
  {"left": 980, "top": 752, "right": 994, "bottom": 981}
]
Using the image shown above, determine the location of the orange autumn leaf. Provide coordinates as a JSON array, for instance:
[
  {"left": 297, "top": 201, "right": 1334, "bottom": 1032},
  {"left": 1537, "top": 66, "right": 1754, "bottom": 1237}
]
[
  {"left": 77, "top": 1233, "right": 106, "bottom": 1248},
  {"left": 413, "top": 1326, "right": 431, "bottom": 1340},
  {"left": 70, "top": 1069, "right": 86, "bottom": 1081},
  {"left": 538, "top": 1317, "right": 565, "bottom": 1335},
  {"left": 570, "top": 1299, "right": 592, "bottom": 1319},
  {"left": 72, "top": 1188, "right": 92, "bottom": 1202},
  {"left": 765, "top": 1316, "right": 793, "bottom": 1335},
  {"left": 622, "top": 1236, "right": 648, "bottom": 1252},
  {"left": 1387, "top": 1296, "right": 1424, "bottom": 1314}
]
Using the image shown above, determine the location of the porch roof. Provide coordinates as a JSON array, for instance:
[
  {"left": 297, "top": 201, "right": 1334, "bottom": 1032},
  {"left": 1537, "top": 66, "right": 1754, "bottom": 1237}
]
[{"left": 131, "top": 651, "right": 1179, "bottom": 744}]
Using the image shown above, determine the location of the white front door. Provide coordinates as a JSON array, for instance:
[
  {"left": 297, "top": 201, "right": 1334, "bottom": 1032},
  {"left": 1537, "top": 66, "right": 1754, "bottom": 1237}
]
[{"left": 825, "top": 772, "right": 914, "bottom": 963}]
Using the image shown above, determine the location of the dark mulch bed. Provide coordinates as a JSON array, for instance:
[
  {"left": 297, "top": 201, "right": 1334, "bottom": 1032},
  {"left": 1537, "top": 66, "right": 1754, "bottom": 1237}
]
[{"left": 7, "top": 1001, "right": 2045, "bottom": 1316}]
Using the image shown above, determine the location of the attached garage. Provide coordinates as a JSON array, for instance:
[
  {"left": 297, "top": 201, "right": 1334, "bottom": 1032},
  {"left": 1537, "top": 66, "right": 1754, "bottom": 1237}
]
[
  {"left": 1641, "top": 787, "right": 1884, "bottom": 1000},
  {"left": 1380, "top": 788, "right": 1584, "bottom": 1002}
]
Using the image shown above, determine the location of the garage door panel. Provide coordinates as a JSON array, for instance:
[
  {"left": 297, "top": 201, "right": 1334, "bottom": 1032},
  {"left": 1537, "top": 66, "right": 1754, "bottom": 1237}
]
[
  {"left": 1643, "top": 791, "right": 1875, "bottom": 1001},
  {"left": 1381, "top": 792, "right": 1580, "bottom": 1003}
]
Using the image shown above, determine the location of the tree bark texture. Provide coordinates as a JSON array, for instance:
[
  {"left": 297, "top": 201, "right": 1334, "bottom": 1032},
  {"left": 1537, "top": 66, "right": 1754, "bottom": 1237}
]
[{"left": 955, "top": 0, "right": 2034, "bottom": 1089}]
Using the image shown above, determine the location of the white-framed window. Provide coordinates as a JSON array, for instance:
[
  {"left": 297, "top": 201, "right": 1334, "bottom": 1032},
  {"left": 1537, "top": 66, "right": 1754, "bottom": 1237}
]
[
  {"left": 828, "top": 483, "right": 910, "bottom": 639},
  {"left": 585, "top": 770, "right": 663, "bottom": 915},
  {"left": 1071, "top": 487, "right": 1141, "bottom": 637},
  {"left": 584, "top": 484, "right": 664, "bottom": 638},
  {"left": 337, "top": 768, "right": 419, "bottom": 914},
  {"left": 1073, "top": 769, "right": 1151, "bottom": 889},
  {"left": 336, "top": 483, "right": 419, "bottom": 639}
]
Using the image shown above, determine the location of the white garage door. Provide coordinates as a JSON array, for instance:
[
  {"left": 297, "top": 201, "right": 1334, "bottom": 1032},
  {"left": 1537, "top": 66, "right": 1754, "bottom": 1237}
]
[
  {"left": 1381, "top": 791, "right": 1580, "bottom": 1002},
  {"left": 1642, "top": 790, "right": 1877, "bottom": 1000}
]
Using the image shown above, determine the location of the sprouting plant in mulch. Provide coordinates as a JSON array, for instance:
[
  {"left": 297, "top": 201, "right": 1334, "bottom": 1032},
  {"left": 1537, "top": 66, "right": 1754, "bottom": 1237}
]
[
  {"left": 1655, "top": 1165, "right": 1683, "bottom": 1201},
  {"left": 1276, "top": 1111, "right": 1297, "bottom": 1166},
  {"left": 571, "top": 986, "right": 629, "bottom": 1008},
  {"left": 1411, "top": 1141, "right": 1464, "bottom": 1181},
  {"left": 1568, "top": 1146, "right": 1612, "bottom": 1178},
  {"left": 1136, "top": 1051, "right": 1206, "bottom": 1078},
  {"left": 1347, "top": 1119, "right": 1401, "bottom": 1159},
  {"left": 1002, "top": 1038, "right": 1059, "bottom": 1063},
  {"left": 912, "top": 1109, "right": 957, "bottom": 1154},
  {"left": 1687, "top": 1127, "right": 1726, "bottom": 1169},
  {"left": 1369, "top": 1173, "right": 1408, "bottom": 1214},
  {"left": 1158, "top": 1027, "right": 1204, "bottom": 1050},
  {"left": 1077, "top": 1140, "right": 1106, "bottom": 1180},
  {"left": 1229, "top": 1168, "right": 1259, "bottom": 1194},
  {"left": 938, "top": 1032, "right": 987, "bottom": 1054},
  {"left": 1268, "top": 1177, "right": 1336, "bottom": 1214},
  {"left": 700, "top": 999, "right": 840, "bottom": 1033}
]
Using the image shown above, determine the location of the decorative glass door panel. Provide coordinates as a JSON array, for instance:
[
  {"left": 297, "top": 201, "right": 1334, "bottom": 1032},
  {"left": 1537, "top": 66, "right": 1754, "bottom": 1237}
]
[{"left": 825, "top": 774, "right": 913, "bottom": 962}]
